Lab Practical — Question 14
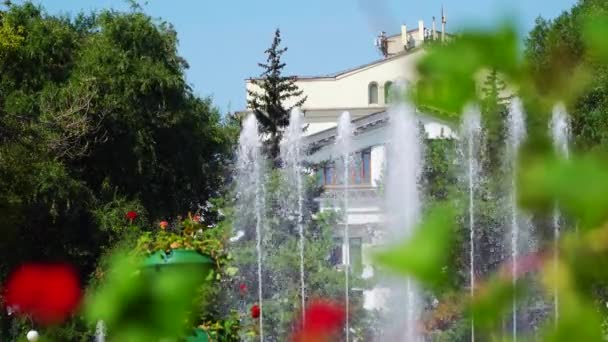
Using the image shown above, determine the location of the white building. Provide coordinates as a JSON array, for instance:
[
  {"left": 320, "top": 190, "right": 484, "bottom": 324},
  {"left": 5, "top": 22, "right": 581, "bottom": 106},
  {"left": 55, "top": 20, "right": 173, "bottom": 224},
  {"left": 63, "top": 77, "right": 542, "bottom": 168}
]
[{"left": 244, "top": 15, "right": 454, "bottom": 276}]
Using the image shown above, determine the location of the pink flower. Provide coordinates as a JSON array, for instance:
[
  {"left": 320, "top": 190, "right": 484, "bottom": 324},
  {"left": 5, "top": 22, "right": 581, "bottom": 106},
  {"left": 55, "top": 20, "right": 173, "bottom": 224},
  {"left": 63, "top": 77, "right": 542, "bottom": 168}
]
[
  {"left": 159, "top": 221, "right": 169, "bottom": 230},
  {"left": 499, "top": 252, "right": 545, "bottom": 281},
  {"left": 3, "top": 264, "right": 81, "bottom": 325}
]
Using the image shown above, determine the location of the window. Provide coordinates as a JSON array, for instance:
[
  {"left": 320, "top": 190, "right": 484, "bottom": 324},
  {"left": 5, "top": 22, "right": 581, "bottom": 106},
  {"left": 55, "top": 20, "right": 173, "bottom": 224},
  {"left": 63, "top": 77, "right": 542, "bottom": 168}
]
[
  {"left": 361, "top": 149, "right": 371, "bottom": 184},
  {"left": 329, "top": 237, "right": 343, "bottom": 266},
  {"left": 349, "top": 237, "right": 363, "bottom": 274},
  {"left": 319, "top": 149, "right": 372, "bottom": 186},
  {"left": 384, "top": 81, "right": 394, "bottom": 103},
  {"left": 368, "top": 82, "right": 379, "bottom": 104}
]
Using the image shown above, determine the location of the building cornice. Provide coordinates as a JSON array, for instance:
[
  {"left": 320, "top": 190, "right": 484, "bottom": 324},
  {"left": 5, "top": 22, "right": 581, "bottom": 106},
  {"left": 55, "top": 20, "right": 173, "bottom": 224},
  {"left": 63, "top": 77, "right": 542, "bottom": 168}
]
[{"left": 304, "top": 109, "right": 456, "bottom": 152}]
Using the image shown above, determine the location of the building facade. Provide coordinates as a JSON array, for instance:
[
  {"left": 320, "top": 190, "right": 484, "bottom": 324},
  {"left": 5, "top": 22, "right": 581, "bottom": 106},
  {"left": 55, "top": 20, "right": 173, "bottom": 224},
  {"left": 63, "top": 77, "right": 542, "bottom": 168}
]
[{"left": 244, "top": 15, "right": 454, "bottom": 292}]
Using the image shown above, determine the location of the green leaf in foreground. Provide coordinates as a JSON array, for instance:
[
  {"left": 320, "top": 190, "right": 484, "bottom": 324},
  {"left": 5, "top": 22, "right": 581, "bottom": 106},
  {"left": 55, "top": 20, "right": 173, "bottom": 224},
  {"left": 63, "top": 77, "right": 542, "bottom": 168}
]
[
  {"left": 518, "top": 155, "right": 608, "bottom": 230},
  {"left": 373, "top": 203, "right": 456, "bottom": 289},
  {"left": 540, "top": 260, "right": 603, "bottom": 342},
  {"left": 470, "top": 277, "right": 521, "bottom": 332},
  {"left": 85, "top": 252, "right": 205, "bottom": 342},
  {"left": 415, "top": 25, "right": 519, "bottom": 114},
  {"left": 583, "top": 14, "right": 608, "bottom": 62}
]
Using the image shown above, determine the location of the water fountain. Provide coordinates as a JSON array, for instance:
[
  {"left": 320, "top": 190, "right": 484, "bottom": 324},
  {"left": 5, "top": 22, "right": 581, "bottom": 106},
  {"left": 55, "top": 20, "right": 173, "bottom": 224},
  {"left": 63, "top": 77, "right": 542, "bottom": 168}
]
[
  {"left": 461, "top": 106, "right": 482, "bottom": 341},
  {"left": 506, "top": 98, "right": 527, "bottom": 340},
  {"left": 236, "top": 114, "right": 266, "bottom": 340},
  {"left": 384, "top": 102, "right": 423, "bottom": 341},
  {"left": 336, "top": 111, "right": 353, "bottom": 342},
  {"left": 95, "top": 320, "right": 105, "bottom": 342},
  {"left": 549, "top": 103, "right": 570, "bottom": 324},
  {"left": 280, "top": 108, "right": 307, "bottom": 322}
]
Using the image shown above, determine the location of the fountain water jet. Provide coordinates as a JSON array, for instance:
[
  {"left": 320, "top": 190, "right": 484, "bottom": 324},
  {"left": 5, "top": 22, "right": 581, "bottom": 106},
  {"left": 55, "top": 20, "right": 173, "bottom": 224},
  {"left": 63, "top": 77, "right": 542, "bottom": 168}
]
[
  {"left": 461, "top": 106, "right": 482, "bottom": 341},
  {"left": 95, "top": 320, "right": 105, "bottom": 342},
  {"left": 507, "top": 98, "right": 527, "bottom": 340},
  {"left": 236, "top": 114, "right": 266, "bottom": 340},
  {"left": 336, "top": 111, "right": 353, "bottom": 342},
  {"left": 281, "top": 108, "right": 307, "bottom": 322},
  {"left": 549, "top": 103, "right": 570, "bottom": 325},
  {"left": 384, "top": 102, "right": 423, "bottom": 341}
]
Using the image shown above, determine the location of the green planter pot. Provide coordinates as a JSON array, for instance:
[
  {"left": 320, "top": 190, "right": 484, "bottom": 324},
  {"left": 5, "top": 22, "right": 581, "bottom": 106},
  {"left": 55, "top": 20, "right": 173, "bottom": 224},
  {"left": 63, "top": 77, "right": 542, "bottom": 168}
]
[
  {"left": 143, "top": 249, "right": 214, "bottom": 280},
  {"left": 185, "top": 328, "right": 210, "bottom": 342}
]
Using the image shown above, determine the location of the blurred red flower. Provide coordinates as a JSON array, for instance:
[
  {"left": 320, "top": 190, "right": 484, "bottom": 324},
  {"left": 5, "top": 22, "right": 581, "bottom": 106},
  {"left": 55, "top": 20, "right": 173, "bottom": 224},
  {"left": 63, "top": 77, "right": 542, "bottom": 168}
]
[
  {"left": 499, "top": 252, "right": 545, "bottom": 281},
  {"left": 239, "top": 283, "right": 248, "bottom": 296},
  {"left": 251, "top": 304, "right": 260, "bottom": 319},
  {"left": 291, "top": 299, "right": 345, "bottom": 342},
  {"left": 126, "top": 211, "right": 138, "bottom": 222},
  {"left": 193, "top": 215, "right": 201, "bottom": 222},
  {"left": 3, "top": 264, "right": 81, "bottom": 325},
  {"left": 159, "top": 221, "right": 169, "bottom": 230}
]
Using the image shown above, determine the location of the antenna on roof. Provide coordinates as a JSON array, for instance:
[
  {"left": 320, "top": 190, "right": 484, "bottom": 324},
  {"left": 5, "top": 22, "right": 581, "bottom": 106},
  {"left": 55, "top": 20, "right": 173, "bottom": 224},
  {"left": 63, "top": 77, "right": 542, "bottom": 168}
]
[
  {"left": 441, "top": 5, "right": 447, "bottom": 43},
  {"left": 375, "top": 31, "right": 389, "bottom": 58}
]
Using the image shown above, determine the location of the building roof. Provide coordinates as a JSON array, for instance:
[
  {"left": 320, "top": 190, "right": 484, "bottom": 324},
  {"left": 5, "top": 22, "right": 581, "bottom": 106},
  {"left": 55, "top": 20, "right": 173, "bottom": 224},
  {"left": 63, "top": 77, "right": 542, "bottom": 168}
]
[
  {"left": 246, "top": 48, "right": 422, "bottom": 82},
  {"left": 304, "top": 108, "right": 456, "bottom": 152},
  {"left": 295, "top": 49, "right": 418, "bottom": 80}
]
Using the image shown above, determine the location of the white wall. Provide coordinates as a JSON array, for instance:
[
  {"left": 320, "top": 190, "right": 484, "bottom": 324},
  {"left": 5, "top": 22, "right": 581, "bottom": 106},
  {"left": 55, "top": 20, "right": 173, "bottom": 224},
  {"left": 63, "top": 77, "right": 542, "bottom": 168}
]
[
  {"left": 246, "top": 50, "right": 424, "bottom": 111},
  {"left": 370, "top": 145, "right": 385, "bottom": 187}
]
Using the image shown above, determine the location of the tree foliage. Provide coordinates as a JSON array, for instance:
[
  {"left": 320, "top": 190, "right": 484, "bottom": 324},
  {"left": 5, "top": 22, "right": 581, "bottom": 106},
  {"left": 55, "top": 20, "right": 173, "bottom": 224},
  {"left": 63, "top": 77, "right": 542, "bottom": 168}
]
[
  {"left": 375, "top": 0, "right": 608, "bottom": 339},
  {"left": 0, "top": 3, "right": 234, "bottom": 339},
  {"left": 525, "top": 0, "right": 608, "bottom": 152},
  {"left": 247, "top": 29, "right": 306, "bottom": 161}
]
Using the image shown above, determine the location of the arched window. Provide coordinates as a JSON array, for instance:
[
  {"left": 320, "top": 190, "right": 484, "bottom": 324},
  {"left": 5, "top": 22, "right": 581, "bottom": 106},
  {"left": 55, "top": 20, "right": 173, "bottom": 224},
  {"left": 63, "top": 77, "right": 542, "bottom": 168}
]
[
  {"left": 384, "top": 81, "right": 394, "bottom": 103},
  {"left": 368, "top": 82, "right": 379, "bottom": 104}
]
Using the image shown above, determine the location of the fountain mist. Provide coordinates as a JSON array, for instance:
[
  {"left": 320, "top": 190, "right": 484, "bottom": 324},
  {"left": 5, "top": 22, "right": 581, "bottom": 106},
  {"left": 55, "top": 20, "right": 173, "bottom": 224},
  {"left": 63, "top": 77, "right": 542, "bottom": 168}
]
[
  {"left": 236, "top": 114, "right": 266, "bottom": 340},
  {"left": 507, "top": 98, "right": 527, "bottom": 340},
  {"left": 385, "top": 102, "right": 423, "bottom": 341},
  {"left": 461, "top": 106, "right": 481, "bottom": 341},
  {"left": 336, "top": 111, "right": 353, "bottom": 342},
  {"left": 549, "top": 103, "right": 570, "bottom": 324},
  {"left": 280, "top": 108, "right": 307, "bottom": 322}
]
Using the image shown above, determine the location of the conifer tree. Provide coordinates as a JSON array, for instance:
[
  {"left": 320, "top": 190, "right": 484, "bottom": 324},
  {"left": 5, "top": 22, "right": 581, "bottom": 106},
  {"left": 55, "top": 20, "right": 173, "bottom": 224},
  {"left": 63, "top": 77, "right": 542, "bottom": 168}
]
[{"left": 248, "top": 28, "right": 307, "bottom": 162}]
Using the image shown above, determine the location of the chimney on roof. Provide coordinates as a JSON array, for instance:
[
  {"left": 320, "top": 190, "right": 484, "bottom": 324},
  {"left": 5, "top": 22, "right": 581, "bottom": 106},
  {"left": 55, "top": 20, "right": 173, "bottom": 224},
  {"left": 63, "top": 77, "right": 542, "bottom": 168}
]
[
  {"left": 432, "top": 17, "right": 437, "bottom": 40},
  {"left": 441, "top": 6, "right": 447, "bottom": 43},
  {"left": 401, "top": 24, "right": 408, "bottom": 49},
  {"left": 418, "top": 20, "right": 424, "bottom": 42}
]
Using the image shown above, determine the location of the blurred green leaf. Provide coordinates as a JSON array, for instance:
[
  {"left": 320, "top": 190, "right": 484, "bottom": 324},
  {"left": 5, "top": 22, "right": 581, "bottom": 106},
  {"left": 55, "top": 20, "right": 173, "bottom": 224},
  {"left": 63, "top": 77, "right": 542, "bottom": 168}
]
[
  {"left": 470, "top": 277, "right": 522, "bottom": 332},
  {"left": 541, "top": 275, "right": 603, "bottom": 341},
  {"left": 519, "top": 155, "right": 608, "bottom": 230},
  {"left": 85, "top": 252, "right": 205, "bottom": 342},
  {"left": 415, "top": 25, "right": 519, "bottom": 114},
  {"left": 373, "top": 203, "right": 456, "bottom": 289},
  {"left": 583, "top": 14, "right": 608, "bottom": 62}
]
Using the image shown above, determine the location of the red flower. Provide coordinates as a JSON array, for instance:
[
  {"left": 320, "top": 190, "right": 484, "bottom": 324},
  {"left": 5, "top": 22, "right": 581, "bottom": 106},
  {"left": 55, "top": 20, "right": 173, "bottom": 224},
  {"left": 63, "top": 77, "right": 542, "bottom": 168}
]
[
  {"left": 3, "top": 264, "right": 81, "bottom": 325},
  {"left": 125, "top": 211, "right": 138, "bottom": 222},
  {"left": 193, "top": 215, "right": 201, "bottom": 222},
  {"left": 159, "top": 221, "right": 169, "bottom": 230},
  {"left": 239, "top": 283, "right": 248, "bottom": 296},
  {"left": 250, "top": 304, "right": 260, "bottom": 319},
  {"left": 291, "top": 299, "right": 345, "bottom": 342}
]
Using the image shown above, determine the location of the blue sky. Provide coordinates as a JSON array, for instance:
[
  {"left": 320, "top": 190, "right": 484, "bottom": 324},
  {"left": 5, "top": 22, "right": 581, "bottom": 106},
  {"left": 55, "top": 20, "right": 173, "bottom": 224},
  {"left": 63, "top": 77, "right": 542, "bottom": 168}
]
[{"left": 40, "top": 0, "right": 577, "bottom": 114}]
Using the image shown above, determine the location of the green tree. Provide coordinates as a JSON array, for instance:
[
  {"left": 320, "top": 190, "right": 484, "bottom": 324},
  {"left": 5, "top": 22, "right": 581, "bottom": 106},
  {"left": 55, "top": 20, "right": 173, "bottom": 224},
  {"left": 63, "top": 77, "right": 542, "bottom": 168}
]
[
  {"left": 525, "top": 0, "right": 608, "bottom": 152},
  {"left": 247, "top": 29, "right": 306, "bottom": 162},
  {"left": 0, "top": 3, "right": 234, "bottom": 339}
]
